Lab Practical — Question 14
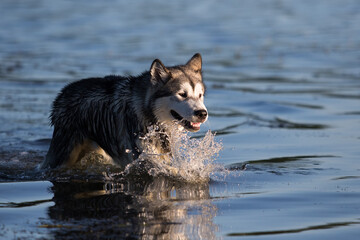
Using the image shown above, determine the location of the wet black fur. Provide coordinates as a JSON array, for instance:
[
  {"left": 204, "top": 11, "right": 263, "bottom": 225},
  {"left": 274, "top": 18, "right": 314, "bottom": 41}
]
[{"left": 43, "top": 73, "right": 157, "bottom": 169}]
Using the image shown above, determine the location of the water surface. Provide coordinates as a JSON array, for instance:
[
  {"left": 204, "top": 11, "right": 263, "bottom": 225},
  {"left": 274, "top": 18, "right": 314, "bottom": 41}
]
[{"left": 0, "top": 0, "right": 360, "bottom": 239}]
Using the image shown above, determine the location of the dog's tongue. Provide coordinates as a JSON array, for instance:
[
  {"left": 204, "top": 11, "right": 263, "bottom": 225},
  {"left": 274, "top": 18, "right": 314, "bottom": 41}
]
[{"left": 191, "top": 122, "right": 201, "bottom": 128}]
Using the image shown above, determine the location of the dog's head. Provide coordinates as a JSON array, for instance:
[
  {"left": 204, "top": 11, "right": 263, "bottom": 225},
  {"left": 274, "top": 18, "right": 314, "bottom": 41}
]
[{"left": 150, "top": 53, "right": 208, "bottom": 132}]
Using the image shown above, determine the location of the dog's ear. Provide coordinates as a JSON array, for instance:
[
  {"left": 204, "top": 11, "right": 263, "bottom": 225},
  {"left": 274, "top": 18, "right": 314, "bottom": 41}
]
[
  {"left": 186, "top": 53, "right": 202, "bottom": 72},
  {"left": 150, "top": 59, "right": 171, "bottom": 85}
]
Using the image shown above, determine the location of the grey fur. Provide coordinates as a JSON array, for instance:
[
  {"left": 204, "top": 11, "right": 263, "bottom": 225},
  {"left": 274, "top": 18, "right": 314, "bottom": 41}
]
[{"left": 41, "top": 53, "right": 207, "bottom": 169}]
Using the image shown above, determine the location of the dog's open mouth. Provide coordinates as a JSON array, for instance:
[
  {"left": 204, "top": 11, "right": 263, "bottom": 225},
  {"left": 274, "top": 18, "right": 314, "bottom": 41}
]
[{"left": 170, "top": 110, "right": 201, "bottom": 131}]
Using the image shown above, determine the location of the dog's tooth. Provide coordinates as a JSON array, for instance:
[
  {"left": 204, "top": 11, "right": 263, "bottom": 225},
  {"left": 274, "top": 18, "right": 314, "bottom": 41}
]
[{"left": 191, "top": 122, "right": 201, "bottom": 128}]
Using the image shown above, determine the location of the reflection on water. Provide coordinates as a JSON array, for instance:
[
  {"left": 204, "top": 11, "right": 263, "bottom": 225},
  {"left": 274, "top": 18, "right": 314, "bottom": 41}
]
[{"left": 45, "top": 178, "right": 217, "bottom": 239}]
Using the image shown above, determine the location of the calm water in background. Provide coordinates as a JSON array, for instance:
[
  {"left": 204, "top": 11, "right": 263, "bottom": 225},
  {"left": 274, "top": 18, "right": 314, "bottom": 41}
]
[{"left": 0, "top": 0, "right": 360, "bottom": 239}]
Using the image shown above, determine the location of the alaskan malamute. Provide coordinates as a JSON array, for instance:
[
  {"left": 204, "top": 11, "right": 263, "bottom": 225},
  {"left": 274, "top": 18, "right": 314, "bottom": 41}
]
[{"left": 41, "top": 53, "right": 208, "bottom": 169}]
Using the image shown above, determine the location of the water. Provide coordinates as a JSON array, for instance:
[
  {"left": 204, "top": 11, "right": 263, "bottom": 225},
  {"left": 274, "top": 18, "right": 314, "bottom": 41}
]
[
  {"left": 128, "top": 126, "right": 223, "bottom": 182},
  {"left": 0, "top": 0, "right": 360, "bottom": 239}
]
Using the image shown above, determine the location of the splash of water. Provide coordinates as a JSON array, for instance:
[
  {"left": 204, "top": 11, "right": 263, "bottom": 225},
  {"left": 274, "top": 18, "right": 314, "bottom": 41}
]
[
  {"left": 39, "top": 124, "right": 223, "bottom": 183},
  {"left": 125, "top": 125, "right": 223, "bottom": 183}
]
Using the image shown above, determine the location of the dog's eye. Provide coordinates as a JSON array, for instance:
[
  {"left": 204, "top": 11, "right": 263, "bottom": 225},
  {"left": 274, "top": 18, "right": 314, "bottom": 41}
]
[
  {"left": 179, "top": 92, "right": 187, "bottom": 98},
  {"left": 199, "top": 93, "right": 202, "bottom": 98}
]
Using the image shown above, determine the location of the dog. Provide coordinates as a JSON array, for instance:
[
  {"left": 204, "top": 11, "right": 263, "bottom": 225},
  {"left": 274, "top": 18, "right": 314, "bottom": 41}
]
[{"left": 41, "top": 53, "right": 208, "bottom": 169}]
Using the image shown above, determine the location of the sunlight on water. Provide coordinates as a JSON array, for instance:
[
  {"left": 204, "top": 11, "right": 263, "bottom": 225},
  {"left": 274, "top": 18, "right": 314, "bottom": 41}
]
[{"left": 125, "top": 125, "right": 223, "bottom": 183}]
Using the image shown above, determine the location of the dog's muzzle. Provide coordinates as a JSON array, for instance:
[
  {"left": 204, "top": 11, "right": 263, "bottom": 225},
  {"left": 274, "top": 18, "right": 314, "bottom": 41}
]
[
  {"left": 170, "top": 109, "right": 207, "bottom": 132},
  {"left": 194, "top": 109, "right": 207, "bottom": 121}
]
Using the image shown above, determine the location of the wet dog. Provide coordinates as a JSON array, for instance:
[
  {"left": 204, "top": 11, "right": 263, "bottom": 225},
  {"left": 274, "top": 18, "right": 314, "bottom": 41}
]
[{"left": 41, "top": 53, "right": 208, "bottom": 169}]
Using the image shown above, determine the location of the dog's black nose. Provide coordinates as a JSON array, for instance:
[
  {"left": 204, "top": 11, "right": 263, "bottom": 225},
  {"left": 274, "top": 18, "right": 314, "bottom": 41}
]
[{"left": 194, "top": 109, "right": 208, "bottom": 119}]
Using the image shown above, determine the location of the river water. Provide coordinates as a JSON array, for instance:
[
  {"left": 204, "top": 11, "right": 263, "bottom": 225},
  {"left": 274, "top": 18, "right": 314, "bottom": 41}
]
[{"left": 0, "top": 0, "right": 359, "bottom": 239}]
